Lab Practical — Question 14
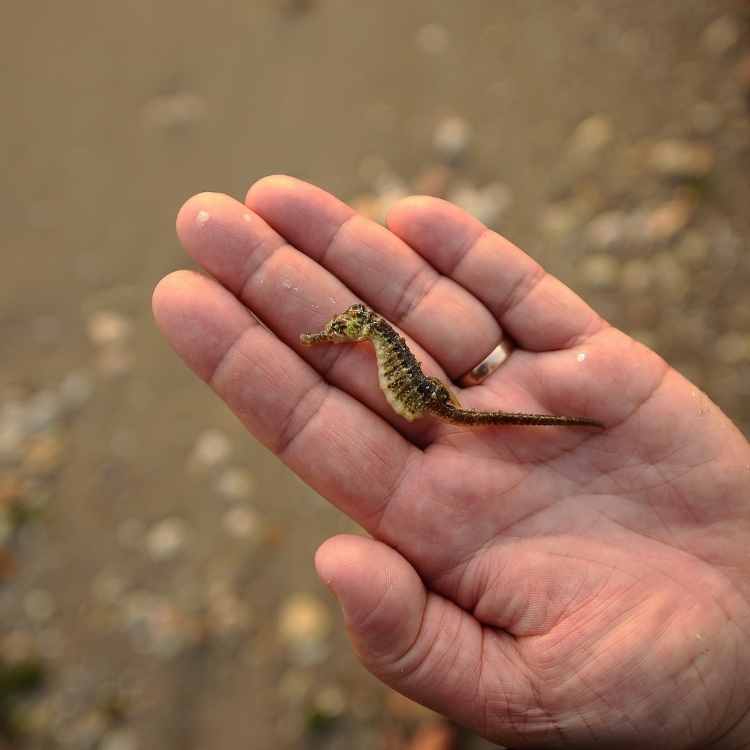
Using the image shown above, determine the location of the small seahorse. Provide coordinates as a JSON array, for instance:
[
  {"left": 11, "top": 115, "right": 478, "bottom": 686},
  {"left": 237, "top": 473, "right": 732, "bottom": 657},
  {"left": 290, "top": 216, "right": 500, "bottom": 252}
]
[{"left": 300, "top": 304, "right": 603, "bottom": 428}]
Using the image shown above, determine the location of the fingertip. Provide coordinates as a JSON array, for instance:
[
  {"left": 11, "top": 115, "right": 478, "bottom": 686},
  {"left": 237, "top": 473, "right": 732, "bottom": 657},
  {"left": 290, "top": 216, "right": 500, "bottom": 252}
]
[
  {"left": 175, "top": 191, "right": 229, "bottom": 238},
  {"left": 244, "top": 173, "right": 301, "bottom": 207},
  {"left": 151, "top": 270, "right": 200, "bottom": 329}
]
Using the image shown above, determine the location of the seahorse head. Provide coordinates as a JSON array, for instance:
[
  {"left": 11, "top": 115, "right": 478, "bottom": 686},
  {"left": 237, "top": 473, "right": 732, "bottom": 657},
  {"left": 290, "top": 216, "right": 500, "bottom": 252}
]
[{"left": 301, "top": 303, "right": 373, "bottom": 344}]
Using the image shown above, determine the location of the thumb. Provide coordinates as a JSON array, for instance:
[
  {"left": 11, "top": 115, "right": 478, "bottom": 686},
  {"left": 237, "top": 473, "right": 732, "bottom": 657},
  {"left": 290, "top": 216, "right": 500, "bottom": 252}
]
[{"left": 315, "top": 534, "right": 519, "bottom": 738}]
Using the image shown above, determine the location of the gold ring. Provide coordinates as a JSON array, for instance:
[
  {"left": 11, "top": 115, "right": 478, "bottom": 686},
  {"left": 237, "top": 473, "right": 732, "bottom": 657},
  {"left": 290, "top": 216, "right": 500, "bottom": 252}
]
[{"left": 458, "top": 337, "right": 514, "bottom": 386}]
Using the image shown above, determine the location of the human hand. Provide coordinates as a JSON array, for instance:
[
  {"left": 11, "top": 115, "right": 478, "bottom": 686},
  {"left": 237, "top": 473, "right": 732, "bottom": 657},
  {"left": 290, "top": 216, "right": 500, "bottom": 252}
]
[{"left": 153, "top": 176, "right": 750, "bottom": 749}]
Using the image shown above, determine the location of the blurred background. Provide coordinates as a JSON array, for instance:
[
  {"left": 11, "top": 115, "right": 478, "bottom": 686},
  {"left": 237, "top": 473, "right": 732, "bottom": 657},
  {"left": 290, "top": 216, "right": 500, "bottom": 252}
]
[{"left": 2, "top": 2, "right": 749, "bottom": 748}]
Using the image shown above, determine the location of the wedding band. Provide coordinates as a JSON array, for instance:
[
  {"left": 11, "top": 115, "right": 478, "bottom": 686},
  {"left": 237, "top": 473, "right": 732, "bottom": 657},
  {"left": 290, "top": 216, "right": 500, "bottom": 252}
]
[{"left": 459, "top": 337, "right": 514, "bottom": 386}]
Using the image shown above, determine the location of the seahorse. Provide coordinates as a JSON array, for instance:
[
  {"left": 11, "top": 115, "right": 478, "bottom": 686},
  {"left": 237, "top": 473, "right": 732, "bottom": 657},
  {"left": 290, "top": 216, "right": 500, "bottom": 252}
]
[{"left": 301, "top": 304, "right": 603, "bottom": 428}]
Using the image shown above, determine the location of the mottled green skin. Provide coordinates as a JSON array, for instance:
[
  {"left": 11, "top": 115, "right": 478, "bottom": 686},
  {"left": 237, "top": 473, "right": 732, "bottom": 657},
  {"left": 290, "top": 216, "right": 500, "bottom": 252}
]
[{"left": 301, "top": 304, "right": 603, "bottom": 428}]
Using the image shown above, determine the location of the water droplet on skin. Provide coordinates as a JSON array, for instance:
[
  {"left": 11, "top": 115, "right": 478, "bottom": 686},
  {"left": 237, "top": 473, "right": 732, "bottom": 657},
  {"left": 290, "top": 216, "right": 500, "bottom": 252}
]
[{"left": 196, "top": 210, "right": 210, "bottom": 225}]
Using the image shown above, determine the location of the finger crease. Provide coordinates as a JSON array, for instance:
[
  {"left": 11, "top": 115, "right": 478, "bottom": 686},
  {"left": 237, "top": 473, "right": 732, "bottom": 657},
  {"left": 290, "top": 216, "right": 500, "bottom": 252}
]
[
  {"left": 274, "top": 380, "right": 330, "bottom": 458},
  {"left": 318, "top": 211, "right": 359, "bottom": 268},
  {"left": 390, "top": 264, "right": 441, "bottom": 327},
  {"left": 497, "top": 263, "right": 546, "bottom": 319},
  {"left": 442, "top": 227, "right": 489, "bottom": 278}
]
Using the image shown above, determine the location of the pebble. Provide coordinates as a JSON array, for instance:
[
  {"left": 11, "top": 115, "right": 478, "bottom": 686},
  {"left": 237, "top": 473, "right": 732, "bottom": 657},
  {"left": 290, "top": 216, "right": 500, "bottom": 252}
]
[
  {"left": 146, "top": 517, "right": 188, "bottom": 561},
  {"left": 25, "top": 390, "right": 63, "bottom": 433},
  {"left": 58, "top": 371, "right": 94, "bottom": 411},
  {"left": 541, "top": 202, "right": 581, "bottom": 238},
  {"left": 22, "top": 433, "right": 64, "bottom": 475},
  {"left": 653, "top": 252, "right": 690, "bottom": 299},
  {"left": 100, "top": 729, "right": 138, "bottom": 750},
  {"left": 216, "top": 467, "right": 256, "bottom": 500},
  {"left": 142, "top": 91, "right": 207, "bottom": 130},
  {"left": 433, "top": 116, "right": 472, "bottom": 163},
  {"left": 645, "top": 193, "right": 696, "bottom": 241},
  {"left": 447, "top": 182, "right": 511, "bottom": 226},
  {"left": 123, "top": 591, "right": 196, "bottom": 658},
  {"left": 621, "top": 259, "right": 653, "bottom": 293},
  {"left": 24, "top": 589, "right": 56, "bottom": 623},
  {"left": 648, "top": 140, "right": 715, "bottom": 179},
  {"left": 702, "top": 15, "right": 739, "bottom": 56},
  {"left": 312, "top": 684, "right": 347, "bottom": 718},
  {"left": 415, "top": 23, "right": 449, "bottom": 55},
  {"left": 87, "top": 311, "right": 133, "bottom": 347},
  {"left": 96, "top": 346, "right": 135, "bottom": 377},
  {"left": 412, "top": 164, "right": 453, "bottom": 197},
  {"left": 586, "top": 210, "right": 626, "bottom": 249},
  {"left": 568, "top": 114, "right": 613, "bottom": 157},
  {"left": 207, "top": 587, "right": 251, "bottom": 635},
  {"left": 409, "top": 721, "right": 456, "bottom": 750},
  {"left": 222, "top": 506, "right": 260, "bottom": 540},
  {"left": 580, "top": 254, "right": 620, "bottom": 288},
  {"left": 191, "top": 429, "right": 232, "bottom": 468},
  {"left": 278, "top": 592, "right": 331, "bottom": 666}
]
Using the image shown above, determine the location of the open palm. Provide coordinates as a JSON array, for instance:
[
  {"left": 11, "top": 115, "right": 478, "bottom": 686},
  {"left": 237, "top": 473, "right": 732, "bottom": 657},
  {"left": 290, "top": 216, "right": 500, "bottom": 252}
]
[{"left": 153, "top": 176, "right": 750, "bottom": 749}]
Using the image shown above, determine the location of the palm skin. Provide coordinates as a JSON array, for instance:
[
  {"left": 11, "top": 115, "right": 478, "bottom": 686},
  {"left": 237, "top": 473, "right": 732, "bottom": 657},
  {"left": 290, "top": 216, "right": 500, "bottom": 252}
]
[{"left": 153, "top": 176, "right": 750, "bottom": 749}]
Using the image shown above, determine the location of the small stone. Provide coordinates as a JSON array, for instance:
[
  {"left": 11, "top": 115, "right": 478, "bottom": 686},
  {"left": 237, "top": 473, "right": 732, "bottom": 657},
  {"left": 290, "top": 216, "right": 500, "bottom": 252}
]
[
  {"left": 447, "top": 182, "right": 511, "bottom": 226},
  {"left": 278, "top": 593, "right": 331, "bottom": 665},
  {"left": 541, "top": 202, "right": 581, "bottom": 238},
  {"left": 716, "top": 332, "right": 750, "bottom": 364},
  {"left": 24, "top": 589, "right": 56, "bottom": 623},
  {"left": 207, "top": 588, "right": 251, "bottom": 635},
  {"left": 621, "top": 259, "right": 653, "bottom": 293},
  {"left": 146, "top": 517, "right": 188, "bottom": 561},
  {"left": 409, "top": 721, "right": 457, "bottom": 750},
  {"left": 59, "top": 371, "right": 94, "bottom": 410},
  {"left": 23, "top": 433, "right": 63, "bottom": 475},
  {"left": 100, "top": 729, "right": 138, "bottom": 750},
  {"left": 586, "top": 210, "right": 626, "bottom": 249},
  {"left": 702, "top": 15, "right": 739, "bottom": 56},
  {"left": 649, "top": 140, "right": 715, "bottom": 179},
  {"left": 142, "top": 91, "right": 207, "bottom": 130},
  {"left": 653, "top": 252, "right": 690, "bottom": 299},
  {"left": 645, "top": 194, "right": 696, "bottom": 241},
  {"left": 350, "top": 194, "right": 385, "bottom": 223},
  {"left": 222, "top": 506, "right": 260, "bottom": 540},
  {"left": 191, "top": 429, "right": 232, "bottom": 469},
  {"left": 412, "top": 165, "right": 453, "bottom": 197},
  {"left": 25, "top": 390, "right": 62, "bottom": 432},
  {"left": 216, "top": 467, "right": 255, "bottom": 500},
  {"left": 580, "top": 254, "right": 619, "bottom": 288},
  {"left": 569, "top": 115, "right": 613, "bottom": 157},
  {"left": 313, "top": 684, "right": 347, "bottom": 718},
  {"left": 416, "top": 23, "right": 449, "bottom": 54},
  {"left": 0, "top": 414, "right": 23, "bottom": 461},
  {"left": 433, "top": 116, "right": 472, "bottom": 162},
  {"left": 87, "top": 311, "right": 133, "bottom": 347},
  {"left": 96, "top": 346, "right": 135, "bottom": 376}
]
